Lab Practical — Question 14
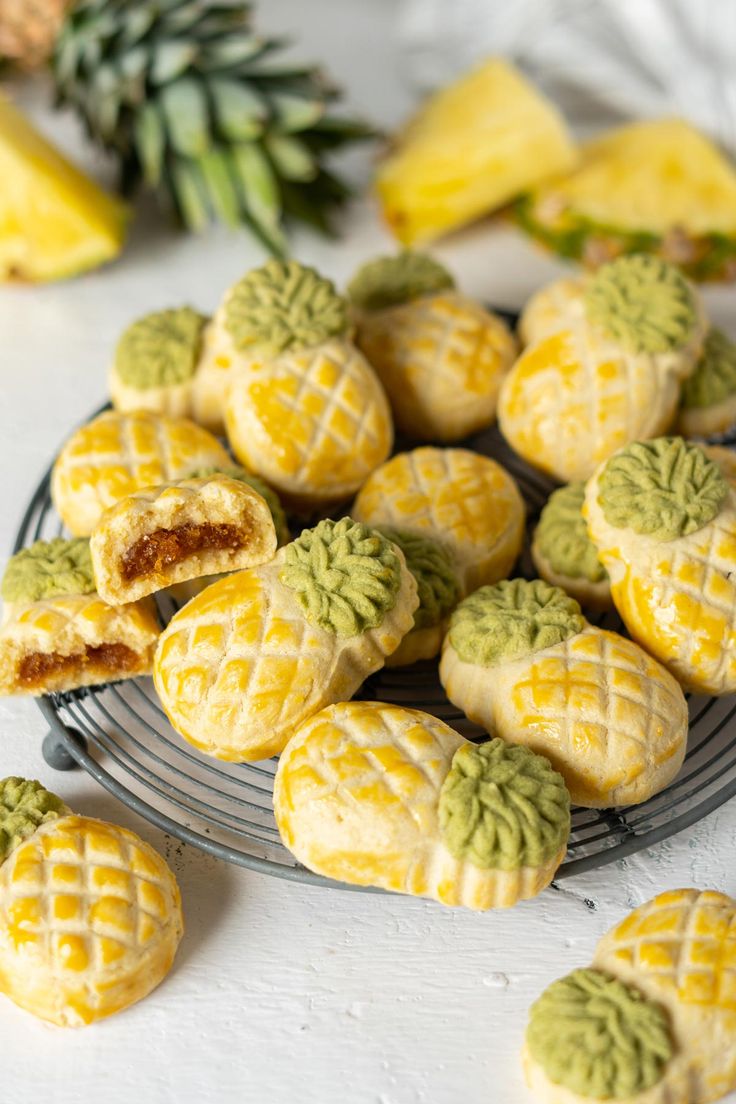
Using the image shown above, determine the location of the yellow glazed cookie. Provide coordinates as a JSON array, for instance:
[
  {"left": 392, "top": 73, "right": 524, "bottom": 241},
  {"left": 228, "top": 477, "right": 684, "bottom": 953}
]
[
  {"left": 154, "top": 518, "right": 418, "bottom": 761},
  {"left": 523, "top": 888, "right": 736, "bottom": 1104},
  {"left": 585, "top": 437, "right": 736, "bottom": 695},
  {"left": 109, "top": 306, "right": 208, "bottom": 419},
  {"left": 499, "top": 256, "right": 707, "bottom": 482},
  {"left": 531, "top": 483, "right": 612, "bottom": 611},
  {"left": 0, "top": 538, "right": 159, "bottom": 696},
  {"left": 52, "top": 409, "right": 231, "bottom": 537},
  {"left": 214, "top": 259, "right": 392, "bottom": 511},
  {"left": 91, "top": 476, "right": 277, "bottom": 605},
  {"left": 0, "top": 778, "right": 183, "bottom": 1027},
  {"left": 677, "top": 328, "right": 736, "bottom": 438},
  {"left": 440, "top": 580, "right": 688, "bottom": 807},
  {"left": 518, "top": 277, "right": 586, "bottom": 348},
  {"left": 274, "top": 701, "right": 570, "bottom": 909},
  {"left": 353, "top": 447, "right": 525, "bottom": 595},
  {"left": 348, "top": 251, "right": 516, "bottom": 441}
]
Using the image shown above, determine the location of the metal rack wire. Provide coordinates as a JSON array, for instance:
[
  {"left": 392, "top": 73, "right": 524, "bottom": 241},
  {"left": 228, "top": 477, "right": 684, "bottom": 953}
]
[{"left": 20, "top": 405, "right": 736, "bottom": 892}]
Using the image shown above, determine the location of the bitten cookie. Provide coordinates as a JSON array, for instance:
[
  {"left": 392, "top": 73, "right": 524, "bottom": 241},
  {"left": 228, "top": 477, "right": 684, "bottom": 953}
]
[
  {"left": 0, "top": 777, "right": 183, "bottom": 1027},
  {"left": 677, "top": 328, "right": 736, "bottom": 438},
  {"left": 585, "top": 437, "right": 736, "bottom": 695},
  {"left": 531, "top": 482, "right": 612, "bottom": 611},
  {"left": 440, "top": 579, "right": 688, "bottom": 807},
  {"left": 523, "top": 888, "right": 736, "bottom": 1104},
  {"left": 499, "top": 256, "right": 707, "bottom": 482},
  {"left": 353, "top": 446, "right": 525, "bottom": 595},
  {"left": 52, "top": 409, "right": 231, "bottom": 537},
  {"left": 274, "top": 701, "right": 570, "bottom": 909},
  {"left": 91, "top": 476, "right": 277, "bottom": 604},
  {"left": 0, "top": 538, "right": 159, "bottom": 696},
  {"left": 154, "top": 518, "right": 418, "bottom": 761},
  {"left": 348, "top": 251, "right": 516, "bottom": 441},
  {"left": 109, "top": 306, "right": 208, "bottom": 419}
]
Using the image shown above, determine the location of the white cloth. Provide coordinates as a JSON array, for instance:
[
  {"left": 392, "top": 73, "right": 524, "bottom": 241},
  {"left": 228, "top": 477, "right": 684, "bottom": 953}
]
[{"left": 399, "top": 0, "right": 736, "bottom": 150}]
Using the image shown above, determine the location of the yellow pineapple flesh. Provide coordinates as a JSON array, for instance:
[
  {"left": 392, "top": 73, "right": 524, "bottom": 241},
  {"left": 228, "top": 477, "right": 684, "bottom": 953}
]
[
  {"left": 516, "top": 119, "right": 736, "bottom": 281},
  {"left": 0, "top": 93, "right": 127, "bottom": 281},
  {"left": 375, "top": 58, "right": 577, "bottom": 247}
]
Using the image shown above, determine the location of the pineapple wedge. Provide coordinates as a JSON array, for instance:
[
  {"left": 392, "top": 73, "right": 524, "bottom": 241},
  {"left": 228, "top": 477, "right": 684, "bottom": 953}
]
[
  {"left": 0, "top": 93, "right": 127, "bottom": 281},
  {"left": 516, "top": 118, "right": 736, "bottom": 281},
  {"left": 375, "top": 58, "right": 577, "bottom": 246}
]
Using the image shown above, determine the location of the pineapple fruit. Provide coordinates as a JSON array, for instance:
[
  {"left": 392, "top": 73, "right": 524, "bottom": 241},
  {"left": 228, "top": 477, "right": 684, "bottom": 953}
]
[
  {"left": 375, "top": 58, "right": 577, "bottom": 247},
  {"left": 516, "top": 119, "right": 736, "bottom": 282},
  {"left": 0, "top": 778, "right": 182, "bottom": 1027},
  {"left": 0, "top": 93, "right": 127, "bottom": 281}
]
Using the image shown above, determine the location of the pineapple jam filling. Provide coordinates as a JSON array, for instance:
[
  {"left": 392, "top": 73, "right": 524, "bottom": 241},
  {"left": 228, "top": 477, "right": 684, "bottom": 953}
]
[
  {"left": 120, "top": 522, "right": 249, "bottom": 582},
  {"left": 18, "top": 643, "right": 139, "bottom": 689}
]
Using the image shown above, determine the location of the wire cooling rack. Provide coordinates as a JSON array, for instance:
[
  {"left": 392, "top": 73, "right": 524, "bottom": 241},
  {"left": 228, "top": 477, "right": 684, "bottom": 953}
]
[{"left": 18, "top": 400, "right": 736, "bottom": 891}]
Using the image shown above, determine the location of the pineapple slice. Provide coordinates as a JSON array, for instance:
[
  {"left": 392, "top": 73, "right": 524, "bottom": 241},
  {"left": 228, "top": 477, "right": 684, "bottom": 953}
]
[
  {"left": 0, "top": 93, "right": 127, "bottom": 281},
  {"left": 375, "top": 58, "right": 577, "bottom": 247},
  {"left": 516, "top": 118, "right": 736, "bottom": 281}
]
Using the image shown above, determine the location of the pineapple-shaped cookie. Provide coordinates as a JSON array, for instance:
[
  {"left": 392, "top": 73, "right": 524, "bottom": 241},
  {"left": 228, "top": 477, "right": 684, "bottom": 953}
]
[
  {"left": 440, "top": 579, "right": 688, "bottom": 808},
  {"left": 275, "top": 701, "right": 570, "bottom": 909},
  {"left": 353, "top": 447, "right": 525, "bottom": 596},
  {"left": 348, "top": 251, "right": 516, "bottom": 441},
  {"left": 523, "top": 888, "right": 736, "bottom": 1104},
  {"left": 52, "top": 409, "right": 231, "bottom": 536},
  {"left": 0, "top": 778, "right": 183, "bottom": 1027},
  {"left": 154, "top": 518, "right": 418, "bottom": 761},
  {"left": 677, "top": 328, "right": 736, "bottom": 438},
  {"left": 585, "top": 437, "right": 736, "bottom": 695},
  {"left": 499, "top": 255, "right": 708, "bottom": 483},
  {"left": 109, "top": 307, "right": 209, "bottom": 420},
  {"left": 531, "top": 482, "right": 612, "bottom": 611},
  {"left": 201, "top": 259, "right": 392, "bottom": 511}
]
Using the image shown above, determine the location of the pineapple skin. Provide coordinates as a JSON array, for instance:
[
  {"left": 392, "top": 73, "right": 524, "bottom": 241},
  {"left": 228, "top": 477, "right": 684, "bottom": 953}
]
[
  {"left": 0, "top": 93, "right": 127, "bottom": 282},
  {"left": 515, "top": 119, "right": 736, "bottom": 282},
  {"left": 375, "top": 58, "right": 577, "bottom": 247}
]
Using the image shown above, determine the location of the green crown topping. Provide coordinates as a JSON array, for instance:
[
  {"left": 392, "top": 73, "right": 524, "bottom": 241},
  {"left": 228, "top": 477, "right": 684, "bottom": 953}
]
[
  {"left": 535, "top": 483, "right": 608, "bottom": 584},
  {"left": 280, "top": 517, "right": 403, "bottom": 637},
  {"left": 189, "top": 466, "right": 289, "bottom": 545},
  {"left": 584, "top": 254, "right": 698, "bottom": 355},
  {"left": 348, "top": 251, "right": 455, "bottom": 311},
  {"left": 599, "top": 437, "right": 728, "bottom": 541},
  {"left": 681, "top": 328, "right": 736, "bottom": 410},
  {"left": 527, "top": 968, "right": 673, "bottom": 1099},
  {"left": 2, "top": 538, "right": 95, "bottom": 603},
  {"left": 448, "top": 579, "right": 584, "bottom": 667},
  {"left": 225, "top": 259, "right": 348, "bottom": 355},
  {"left": 377, "top": 527, "right": 459, "bottom": 630},
  {"left": 439, "top": 739, "right": 570, "bottom": 871},
  {"left": 115, "top": 307, "right": 208, "bottom": 388},
  {"left": 0, "top": 778, "right": 69, "bottom": 863}
]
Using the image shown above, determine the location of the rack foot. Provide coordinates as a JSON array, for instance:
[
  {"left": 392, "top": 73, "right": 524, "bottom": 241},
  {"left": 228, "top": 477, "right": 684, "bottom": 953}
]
[{"left": 42, "top": 728, "right": 85, "bottom": 771}]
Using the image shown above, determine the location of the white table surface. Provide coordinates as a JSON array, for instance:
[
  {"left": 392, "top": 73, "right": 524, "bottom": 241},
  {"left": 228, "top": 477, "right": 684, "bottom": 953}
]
[{"left": 2, "top": 2, "right": 736, "bottom": 1101}]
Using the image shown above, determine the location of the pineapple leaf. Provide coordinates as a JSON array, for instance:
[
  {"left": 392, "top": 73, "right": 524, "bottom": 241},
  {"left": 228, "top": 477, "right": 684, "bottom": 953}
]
[
  {"left": 150, "top": 41, "right": 197, "bottom": 85},
  {"left": 134, "top": 102, "right": 166, "bottom": 185},
  {"left": 201, "top": 36, "right": 268, "bottom": 69},
  {"left": 161, "top": 77, "right": 211, "bottom": 156},
  {"left": 209, "top": 78, "right": 266, "bottom": 140},
  {"left": 169, "top": 158, "right": 210, "bottom": 231},
  {"left": 265, "top": 134, "right": 317, "bottom": 182},
  {"left": 120, "top": 8, "right": 157, "bottom": 46},
  {"left": 270, "top": 92, "right": 325, "bottom": 133},
  {"left": 231, "top": 142, "right": 285, "bottom": 253},
  {"left": 198, "top": 149, "right": 241, "bottom": 227}
]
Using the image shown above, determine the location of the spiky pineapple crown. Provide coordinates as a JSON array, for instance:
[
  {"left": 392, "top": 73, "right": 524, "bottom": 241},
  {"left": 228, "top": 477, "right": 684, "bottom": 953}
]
[
  {"left": 348, "top": 251, "right": 455, "bottom": 310},
  {"left": 115, "top": 306, "right": 208, "bottom": 387},
  {"left": 2, "top": 538, "right": 95, "bottom": 603},
  {"left": 681, "top": 328, "right": 736, "bottom": 409},
  {"left": 52, "top": 0, "right": 373, "bottom": 253}
]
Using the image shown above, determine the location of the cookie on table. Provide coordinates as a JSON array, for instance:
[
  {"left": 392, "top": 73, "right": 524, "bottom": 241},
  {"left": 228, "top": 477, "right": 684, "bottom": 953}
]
[
  {"left": 52, "top": 409, "right": 231, "bottom": 537},
  {"left": 0, "top": 538, "right": 159, "bottom": 696},
  {"left": 353, "top": 446, "right": 525, "bottom": 596},
  {"left": 0, "top": 777, "right": 183, "bottom": 1027},
  {"left": 374, "top": 527, "right": 461, "bottom": 666},
  {"left": 531, "top": 482, "right": 611, "bottom": 611},
  {"left": 440, "top": 579, "right": 688, "bottom": 807},
  {"left": 523, "top": 888, "right": 736, "bottom": 1104},
  {"left": 499, "top": 255, "right": 707, "bottom": 482},
  {"left": 109, "top": 306, "right": 208, "bottom": 420},
  {"left": 274, "top": 701, "right": 570, "bottom": 909},
  {"left": 213, "top": 259, "right": 392, "bottom": 512},
  {"left": 90, "top": 476, "right": 277, "bottom": 605},
  {"left": 585, "top": 436, "right": 736, "bottom": 695},
  {"left": 348, "top": 251, "right": 517, "bottom": 442},
  {"left": 154, "top": 518, "right": 418, "bottom": 762},
  {"left": 677, "top": 327, "right": 736, "bottom": 438}
]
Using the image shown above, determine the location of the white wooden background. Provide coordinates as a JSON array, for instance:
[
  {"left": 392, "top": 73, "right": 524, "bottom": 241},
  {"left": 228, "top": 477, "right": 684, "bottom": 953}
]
[{"left": 1, "top": 2, "right": 735, "bottom": 1101}]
